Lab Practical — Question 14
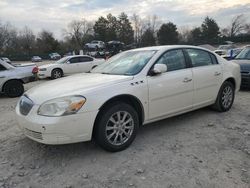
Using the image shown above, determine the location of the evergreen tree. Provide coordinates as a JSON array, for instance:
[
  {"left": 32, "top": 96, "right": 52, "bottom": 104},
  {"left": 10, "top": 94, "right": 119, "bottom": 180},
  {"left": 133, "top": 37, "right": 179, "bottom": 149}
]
[
  {"left": 141, "top": 29, "right": 156, "bottom": 47},
  {"left": 157, "top": 22, "right": 179, "bottom": 45}
]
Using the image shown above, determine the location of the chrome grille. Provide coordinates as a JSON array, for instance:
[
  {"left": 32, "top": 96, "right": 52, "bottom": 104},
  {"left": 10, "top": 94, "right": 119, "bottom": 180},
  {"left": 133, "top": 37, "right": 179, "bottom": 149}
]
[
  {"left": 24, "top": 128, "right": 43, "bottom": 140},
  {"left": 19, "top": 95, "right": 34, "bottom": 116}
]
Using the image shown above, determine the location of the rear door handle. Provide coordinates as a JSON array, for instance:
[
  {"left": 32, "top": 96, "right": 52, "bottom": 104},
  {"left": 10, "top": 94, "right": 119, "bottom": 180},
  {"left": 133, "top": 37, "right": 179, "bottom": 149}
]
[
  {"left": 0, "top": 76, "right": 5, "bottom": 78},
  {"left": 183, "top": 78, "right": 192, "bottom": 83},
  {"left": 214, "top": 72, "right": 221, "bottom": 76}
]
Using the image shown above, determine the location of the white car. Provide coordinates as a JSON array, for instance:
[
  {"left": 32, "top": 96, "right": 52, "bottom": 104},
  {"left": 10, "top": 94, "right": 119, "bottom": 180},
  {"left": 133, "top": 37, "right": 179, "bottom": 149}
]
[
  {"left": 85, "top": 40, "right": 105, "bottom": 49},
  {"left": 38, "top": 55, "right": 105, "bottom": 79},
  {"left": 16, "top": 45, "right": 241, "bottom": 152},
  {"left": 0, "top": 60, "right": 37, "bottom": 97}
]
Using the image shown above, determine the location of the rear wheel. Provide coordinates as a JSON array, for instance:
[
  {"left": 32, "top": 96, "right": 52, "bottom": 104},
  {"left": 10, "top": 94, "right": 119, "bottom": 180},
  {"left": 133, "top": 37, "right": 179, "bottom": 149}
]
[
  {"left": 213, "top": 81, "right": 235, "bottom": 112},
  {"left": 4, "top": 80, "right": 24, "bottom": 98},
  {"left": 51, "top": 69, "right": 63, "bottom": 79},
  {"left": 95, "top": 102, "right": 139, "bottom": 152}
]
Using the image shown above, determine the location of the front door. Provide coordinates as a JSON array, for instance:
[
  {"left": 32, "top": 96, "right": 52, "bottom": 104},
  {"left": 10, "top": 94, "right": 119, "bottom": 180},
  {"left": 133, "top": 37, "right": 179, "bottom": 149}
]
[{"left": 147, "top": 49, "right": 194, "bottom": 120}]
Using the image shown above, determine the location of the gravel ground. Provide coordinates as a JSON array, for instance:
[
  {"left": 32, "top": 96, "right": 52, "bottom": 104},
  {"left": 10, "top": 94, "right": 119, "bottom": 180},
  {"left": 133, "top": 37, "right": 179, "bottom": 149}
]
[{"left": 0, "top": 80, "right": 249, "bottom": 188}]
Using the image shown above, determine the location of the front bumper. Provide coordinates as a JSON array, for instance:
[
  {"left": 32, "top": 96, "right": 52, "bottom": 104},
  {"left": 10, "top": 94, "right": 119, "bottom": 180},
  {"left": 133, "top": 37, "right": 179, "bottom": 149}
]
[
  {"left": 37, "top": 71, "right": 49, "bottom": 79},
  {"left": 15, "top": 102, "right": 99, "bottom": 145},
  {"left": 241, "top": 73, "right": 250, "bottom": 88}
]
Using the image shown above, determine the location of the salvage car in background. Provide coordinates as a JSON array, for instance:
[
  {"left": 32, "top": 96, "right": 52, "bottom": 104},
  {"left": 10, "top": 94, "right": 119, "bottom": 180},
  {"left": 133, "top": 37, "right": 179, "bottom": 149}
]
[
  {"left": 31, "top": 56, "right": 42, "bottom": 62},
  {"left": 49, "top": 53, "right": 61, "bottom": 60},
  {"left": 85, "top": 40, "right": 105, "bottom": 49},
  {"left": 38, "top": 55, "right": 105, "bottom": 79},
  {"left": 16, "top": 46, "right": 240, "bottom": 151},
  {"left": 0, "top": 59, "right": 38, "bottom": 97},
  {"left": 233, "top": 46, "right": 250, "bottom": 88},
  {"left": 214, "top": 45, "right": 236, "bottom": 56}
]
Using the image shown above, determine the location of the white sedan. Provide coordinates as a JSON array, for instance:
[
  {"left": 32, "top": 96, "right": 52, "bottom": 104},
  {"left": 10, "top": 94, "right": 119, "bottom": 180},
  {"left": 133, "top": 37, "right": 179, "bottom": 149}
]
[
  {"left": 38, "top": 55, "right": 105, "bottom": 79},
  {"left": 16, "top": 45, "right": 241, "bottom": 152}
]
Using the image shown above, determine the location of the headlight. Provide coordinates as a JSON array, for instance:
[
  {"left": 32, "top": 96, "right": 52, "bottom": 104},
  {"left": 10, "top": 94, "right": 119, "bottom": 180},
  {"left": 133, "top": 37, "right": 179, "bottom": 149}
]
[
  {"left": 39, "top": 68, "right": 47, "bottom": 71},
  {"left": 38, "top": 95, "right": 86, "bottom": 117}
]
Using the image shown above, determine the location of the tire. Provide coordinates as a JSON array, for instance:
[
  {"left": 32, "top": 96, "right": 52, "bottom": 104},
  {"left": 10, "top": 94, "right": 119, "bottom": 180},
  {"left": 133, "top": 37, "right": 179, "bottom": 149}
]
[
  {"left": 94, "top": 102, "right": 139, "bottom": 152},
  {"left": 4, "top": 80, "right": 24, "bottom": 98},
  {"left": 212, "top": 81, "right": 235, "bottom": 112},
  {"left": 51, "top": 69, "right": 63, "bottom": 79}
]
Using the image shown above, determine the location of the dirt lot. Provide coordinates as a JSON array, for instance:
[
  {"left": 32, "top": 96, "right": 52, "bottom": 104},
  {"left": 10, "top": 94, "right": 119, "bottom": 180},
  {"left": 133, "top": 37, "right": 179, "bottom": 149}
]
[{"left": 0, "top": 80, "right": 250, "bottom": 188}]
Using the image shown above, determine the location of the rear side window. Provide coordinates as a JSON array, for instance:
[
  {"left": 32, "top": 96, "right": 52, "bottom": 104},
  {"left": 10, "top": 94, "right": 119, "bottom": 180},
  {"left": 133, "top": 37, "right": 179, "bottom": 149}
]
[
  {"left": 155, "top": 49, "right": 186, "bottom": 72},
  {"left": 69, "top": 57, "right": 79, "bottom": 64},
  {"left": 0, "top": 64, "right": 7, "bottom": 71},
  {"left": 79, "top": 57, "right": 93, "bottom": 62},
  {"left": 186, "top": 49, "right": 214, "bottom": 67}
]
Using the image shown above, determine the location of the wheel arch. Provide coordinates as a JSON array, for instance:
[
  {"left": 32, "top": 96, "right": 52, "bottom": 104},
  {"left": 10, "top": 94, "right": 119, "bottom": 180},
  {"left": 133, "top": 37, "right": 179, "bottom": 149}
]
[
  {"left": 51, "top": 67, "right": 64, "bottom": 75},
  {"left": 92, "top": 94, "right": 145, "bottom": 138},
  {"left": 2, "top": 79, "right": 24, "bottom": 92},
  {"left": 224, "top": 77, "right": 236, "bottom": 89}
]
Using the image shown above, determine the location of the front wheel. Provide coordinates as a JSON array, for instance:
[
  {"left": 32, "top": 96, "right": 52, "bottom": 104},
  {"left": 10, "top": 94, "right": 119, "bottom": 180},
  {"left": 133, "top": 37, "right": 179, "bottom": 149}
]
[
  {"left": 213, "top": 81, "right": 235, "bottom": 112},
  {"left": 51, "top": 69, "right": 63, "bottom": 79},
  {"left": 95, "top": 102, "right": 139, "bottom": 152}
]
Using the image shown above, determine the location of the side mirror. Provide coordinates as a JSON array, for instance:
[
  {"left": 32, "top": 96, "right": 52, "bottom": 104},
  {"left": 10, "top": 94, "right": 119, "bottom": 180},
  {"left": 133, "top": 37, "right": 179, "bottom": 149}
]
[{"left": 150, "top": 64, "right": 167, "bottom": 75}]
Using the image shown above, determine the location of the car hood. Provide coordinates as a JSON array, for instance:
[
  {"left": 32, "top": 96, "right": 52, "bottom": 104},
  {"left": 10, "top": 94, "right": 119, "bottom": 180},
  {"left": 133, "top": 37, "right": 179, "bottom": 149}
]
[
  {"left": 38, "top": 63, "right": 57, "bottom": 69},
  {"left": 25, "top": 73, "right": 133, "bottom": 104},
  {"left": 232, "top": 59, "right": 250, "bottom": 71}
]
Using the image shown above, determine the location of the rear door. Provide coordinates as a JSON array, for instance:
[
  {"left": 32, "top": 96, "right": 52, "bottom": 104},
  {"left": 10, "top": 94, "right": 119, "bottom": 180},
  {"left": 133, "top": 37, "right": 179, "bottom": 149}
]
[
  {"left": 147, "top": 49, "right": 194, "bottom": 120},
  {"left": 185, "top": 48, "right": 223, "bottom": 107},
  {"left": 77, "top": 56, "right": 94, "bottom": 72}
]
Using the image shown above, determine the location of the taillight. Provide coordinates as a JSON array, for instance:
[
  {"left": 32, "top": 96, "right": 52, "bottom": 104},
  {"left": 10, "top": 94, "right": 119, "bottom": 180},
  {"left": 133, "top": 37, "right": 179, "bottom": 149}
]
[{"left": 32, "top": 66, "right": 38, "bottom": 74}]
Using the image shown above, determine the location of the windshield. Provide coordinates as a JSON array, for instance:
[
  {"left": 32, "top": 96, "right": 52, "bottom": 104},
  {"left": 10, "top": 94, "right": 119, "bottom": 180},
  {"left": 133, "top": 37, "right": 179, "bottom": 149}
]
[
  {"left": 55, "top": 57, "right": 69, "bottom": 64},
  {"left": 235, "top": 48, "right": 250, "bottom": 60},
  {"left": 91, "top": 50, "right": 156, "bottom": 76}
]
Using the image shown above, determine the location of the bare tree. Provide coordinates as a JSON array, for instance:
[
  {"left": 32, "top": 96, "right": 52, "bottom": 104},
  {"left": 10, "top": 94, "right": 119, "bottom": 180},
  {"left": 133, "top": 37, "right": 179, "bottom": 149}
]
[
  {"left": 18, "top": 26, "right": 36, "bottom": 55},
  {"left": 0, "top": 22, "right": 18, "bottom": 54},
  {"left": 64, "top": 18, "right": 93, "bottom": 50},
  {"left": 131, "top": 14, "right": 161, "bottom": 46},
  {"left": 229, "top": 14, "right": 246, "bottom": 37},
  {"left": 178, "top": 26, "right": 191, "bottom": 43}
]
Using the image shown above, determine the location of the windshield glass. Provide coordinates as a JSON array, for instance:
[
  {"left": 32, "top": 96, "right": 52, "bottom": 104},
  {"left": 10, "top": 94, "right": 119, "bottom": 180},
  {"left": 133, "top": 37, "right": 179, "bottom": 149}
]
[
  {"left": 55, "top": 57, "right": 69, "bottom": 64},
  {"left": 91, "top": 50, "right": 157, "bottom": 75},
  {"left": 235, "top": 47, "right": 250, "bottom": 60}
]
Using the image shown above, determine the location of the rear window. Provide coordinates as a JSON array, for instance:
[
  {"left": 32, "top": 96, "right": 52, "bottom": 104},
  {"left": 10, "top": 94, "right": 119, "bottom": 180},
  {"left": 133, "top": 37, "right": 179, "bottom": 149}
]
[
  {"left": 0, "top": 64, "right": 7, "bottom": 71},
  {"left": 79, "top": 57, "right": 93, "bottom": 62}
]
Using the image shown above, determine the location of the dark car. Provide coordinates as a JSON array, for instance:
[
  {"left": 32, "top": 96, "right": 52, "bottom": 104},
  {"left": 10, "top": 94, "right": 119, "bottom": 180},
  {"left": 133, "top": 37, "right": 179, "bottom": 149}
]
[{"left": 233, "top": 46, "right": 250, "bottom": 88}]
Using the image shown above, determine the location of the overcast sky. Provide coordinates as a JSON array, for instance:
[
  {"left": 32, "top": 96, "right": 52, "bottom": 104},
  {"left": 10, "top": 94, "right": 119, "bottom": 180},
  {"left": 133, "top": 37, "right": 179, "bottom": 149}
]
[{"left": 0, "top": 0, "right": 250, "bottom": 39}]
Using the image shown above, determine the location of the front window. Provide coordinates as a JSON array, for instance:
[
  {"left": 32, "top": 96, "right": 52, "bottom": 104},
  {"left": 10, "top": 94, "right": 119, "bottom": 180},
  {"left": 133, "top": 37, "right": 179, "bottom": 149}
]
[
  {"left": 91, "top": 50, "right": 156, "bottom": 75},
  {"left": 155, "top": 49, "right": 186, "bottom": 72},
  {"left": 235, "top": 48, "right": 250, "bottom": 60}
]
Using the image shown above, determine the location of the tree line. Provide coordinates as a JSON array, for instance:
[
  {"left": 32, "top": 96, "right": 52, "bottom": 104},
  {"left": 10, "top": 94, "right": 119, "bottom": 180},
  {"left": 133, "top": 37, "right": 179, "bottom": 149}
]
[{"left": 0, "top": 12, "right": 250, "bottom": 60}]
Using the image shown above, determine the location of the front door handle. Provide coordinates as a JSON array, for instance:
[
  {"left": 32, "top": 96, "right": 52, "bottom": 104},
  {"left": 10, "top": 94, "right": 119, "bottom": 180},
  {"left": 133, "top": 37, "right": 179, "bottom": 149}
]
[
  {"left": 0, "top": 76, "right": 5, "bottom": 78},
  {"left": 214, "top": 72, "right": 221, "bottom": 76},
  {"left": 183, "top": 78, "right": 192, "bottom": 83}
]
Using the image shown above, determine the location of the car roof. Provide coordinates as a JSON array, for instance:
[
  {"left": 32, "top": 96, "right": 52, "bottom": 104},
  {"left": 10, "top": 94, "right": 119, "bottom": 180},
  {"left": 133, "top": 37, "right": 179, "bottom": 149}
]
[
  {"left": 67, "top": 55, "right": 93, "bottom": 58},
  {"left": 129, "top": 45, "right": 213, "bottom": 52}
]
